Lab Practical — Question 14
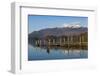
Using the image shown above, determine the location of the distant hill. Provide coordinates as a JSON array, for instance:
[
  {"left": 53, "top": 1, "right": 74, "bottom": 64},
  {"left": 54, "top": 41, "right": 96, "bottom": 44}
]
[{"left": 28, "top": 27, "right": 88, "bottom": 39}]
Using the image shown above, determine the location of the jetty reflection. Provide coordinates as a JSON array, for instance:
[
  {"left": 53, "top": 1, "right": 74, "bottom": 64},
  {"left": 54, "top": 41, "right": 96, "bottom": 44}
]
[{"left": 28, "top": 42, "right": 88, "bottom": 60}]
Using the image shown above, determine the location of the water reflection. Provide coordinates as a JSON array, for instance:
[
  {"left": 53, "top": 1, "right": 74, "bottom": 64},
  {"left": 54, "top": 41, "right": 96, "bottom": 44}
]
[{"left": 28, "top": 43, "right": 88, "bottom": 61}]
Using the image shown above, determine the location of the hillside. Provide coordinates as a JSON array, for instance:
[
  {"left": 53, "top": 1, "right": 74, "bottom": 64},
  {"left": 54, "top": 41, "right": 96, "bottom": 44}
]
[{"left": 28, "top": 27, "right": 88, "bottom": 39}]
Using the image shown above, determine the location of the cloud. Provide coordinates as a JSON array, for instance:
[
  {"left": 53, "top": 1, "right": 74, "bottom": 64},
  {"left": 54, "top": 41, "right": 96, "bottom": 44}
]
[
  {"left": 62, "top": 22, "right": 81, "bottom": 28},
  {"left": 63, "top": 23, "right": 69, "bottom": 27}
]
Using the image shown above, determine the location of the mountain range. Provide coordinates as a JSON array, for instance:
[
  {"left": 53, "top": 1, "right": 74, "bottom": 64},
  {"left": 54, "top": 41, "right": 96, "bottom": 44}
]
[{"left": 28, "top": 26, "right": 88, "bottom": 39}]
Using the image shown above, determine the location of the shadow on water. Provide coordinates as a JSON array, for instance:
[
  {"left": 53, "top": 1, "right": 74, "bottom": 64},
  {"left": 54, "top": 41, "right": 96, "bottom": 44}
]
[{"left": 47, "top": 47, "right": 50, "bottom": 54}]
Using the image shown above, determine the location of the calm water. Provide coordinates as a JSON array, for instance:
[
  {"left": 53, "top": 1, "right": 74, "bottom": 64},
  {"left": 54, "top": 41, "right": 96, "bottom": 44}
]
[{"left": 28, "top": 44, "right": 88, "bottom": 61}]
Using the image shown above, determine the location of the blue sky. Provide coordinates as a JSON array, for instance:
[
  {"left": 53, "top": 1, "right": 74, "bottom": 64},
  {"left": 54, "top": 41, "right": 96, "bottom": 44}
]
[{"left": 28, "top": 15, "right": 88, "bottom": 33}]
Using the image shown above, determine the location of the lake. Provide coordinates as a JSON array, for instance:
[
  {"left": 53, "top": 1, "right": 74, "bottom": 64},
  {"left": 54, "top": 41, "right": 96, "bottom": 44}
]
[{"left": 28, "top": 44, "right": 88, "bottom": 61}]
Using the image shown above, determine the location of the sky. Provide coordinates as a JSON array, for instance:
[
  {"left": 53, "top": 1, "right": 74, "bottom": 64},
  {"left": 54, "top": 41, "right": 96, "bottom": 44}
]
[{"left": 28, "top": 15, "right": 88, "bottom": 34}]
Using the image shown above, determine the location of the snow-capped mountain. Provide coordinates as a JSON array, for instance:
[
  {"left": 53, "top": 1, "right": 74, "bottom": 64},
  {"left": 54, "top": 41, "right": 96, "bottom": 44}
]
[{"left": 63, "top": 24, "right": 81, "bottom": 28}]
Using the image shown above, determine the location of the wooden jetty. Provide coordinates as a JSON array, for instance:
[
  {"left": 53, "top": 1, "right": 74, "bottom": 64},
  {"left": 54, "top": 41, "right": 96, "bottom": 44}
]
[{"left": 33, "top": 32, "right": 88, "bottom": 48}]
